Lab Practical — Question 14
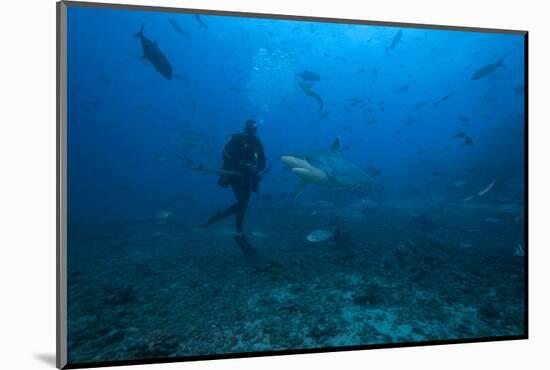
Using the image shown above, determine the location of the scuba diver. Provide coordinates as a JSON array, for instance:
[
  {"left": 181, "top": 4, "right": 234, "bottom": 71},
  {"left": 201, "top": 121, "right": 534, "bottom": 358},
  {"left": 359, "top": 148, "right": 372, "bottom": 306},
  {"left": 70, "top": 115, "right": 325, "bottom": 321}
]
[{"left": 201, "top": 119, "right": 266, "bottom": 255}]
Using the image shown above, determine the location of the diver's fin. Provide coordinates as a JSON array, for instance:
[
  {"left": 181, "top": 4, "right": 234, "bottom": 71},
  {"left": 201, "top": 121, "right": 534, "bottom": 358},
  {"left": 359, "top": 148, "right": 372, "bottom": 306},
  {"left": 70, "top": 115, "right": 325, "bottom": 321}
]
[
  {"left": 234, "top": 235, "right": 260, "bottom": 260},
  {"left": 200, "top": 211, "right": 228, "bottom": 228},
  {"left": 134, "top": 23, "right": 145, "bottom": 38},
  {"left": 292, "top": 180, "right": 309, "bottom": 199},
  {"left": 330, "top": 137, "right": 340, "bottom": 151}
]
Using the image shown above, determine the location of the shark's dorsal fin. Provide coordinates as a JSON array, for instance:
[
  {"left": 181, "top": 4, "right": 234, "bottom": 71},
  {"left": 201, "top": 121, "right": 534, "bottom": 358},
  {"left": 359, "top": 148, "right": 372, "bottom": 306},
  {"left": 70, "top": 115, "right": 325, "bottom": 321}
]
[{"left": 330, "top": 137, "right": 340, "bottom": 151}]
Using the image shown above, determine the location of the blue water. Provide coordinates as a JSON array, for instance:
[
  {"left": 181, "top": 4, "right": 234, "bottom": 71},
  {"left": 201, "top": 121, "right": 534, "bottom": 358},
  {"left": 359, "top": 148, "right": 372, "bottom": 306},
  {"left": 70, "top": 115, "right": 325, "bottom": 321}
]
[{"left": 66, "top": 5, "right": 526, "bottom": 365}]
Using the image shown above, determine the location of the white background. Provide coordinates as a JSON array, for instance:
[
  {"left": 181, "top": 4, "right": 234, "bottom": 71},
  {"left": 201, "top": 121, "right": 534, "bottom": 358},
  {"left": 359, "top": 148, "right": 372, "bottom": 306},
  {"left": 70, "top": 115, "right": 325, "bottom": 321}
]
[{"left": 1, "top": 0, "right": 548, "bottom": 369}]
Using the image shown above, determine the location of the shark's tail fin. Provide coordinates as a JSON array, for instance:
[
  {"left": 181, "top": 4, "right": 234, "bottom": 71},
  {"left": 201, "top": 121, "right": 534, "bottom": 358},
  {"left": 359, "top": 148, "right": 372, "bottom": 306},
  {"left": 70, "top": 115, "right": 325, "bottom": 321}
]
[
  {"left": 496, "top": 56, "right": 505, "bottom": 67},
  {"left": 134, "top": 23, "right": 145, "bottom": 38}
]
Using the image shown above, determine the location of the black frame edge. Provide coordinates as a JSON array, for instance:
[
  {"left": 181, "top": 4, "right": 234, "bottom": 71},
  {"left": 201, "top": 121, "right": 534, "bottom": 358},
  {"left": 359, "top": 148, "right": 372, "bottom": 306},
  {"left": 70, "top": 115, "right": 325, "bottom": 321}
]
[
  {"left": 57, "top": 1, "right": 69, "bottom": 369},
  {"left": 56, "top": 1, "right": 61, "bottom": 368},
  {"left": 523, "top": 32, "right": 529, "bottom": 339}
]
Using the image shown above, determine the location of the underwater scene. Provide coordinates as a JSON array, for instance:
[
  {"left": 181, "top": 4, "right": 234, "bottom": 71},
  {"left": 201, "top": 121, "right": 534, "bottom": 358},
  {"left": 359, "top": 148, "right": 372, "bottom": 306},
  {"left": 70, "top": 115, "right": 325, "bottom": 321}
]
[{"left": 66, "top": 4, "right": 526, "bottom": 365}]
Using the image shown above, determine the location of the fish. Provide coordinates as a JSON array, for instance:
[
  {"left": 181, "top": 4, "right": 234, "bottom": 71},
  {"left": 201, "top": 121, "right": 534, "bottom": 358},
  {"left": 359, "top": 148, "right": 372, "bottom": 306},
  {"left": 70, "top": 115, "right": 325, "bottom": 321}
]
[
  {"left": 458, "top": 115, "right": 470, "bottom": 122},
  {"left": 168, "top": 19, "right": 189, "bottom": 39},
  {"left": 251, "top": 231, "right": 268, "bottom": 238},
  {"left": 433, "top": 91, "right": 456, "bottom": 107},
  {"left": 453, "top": 131, "right": 467, "bottom": 138},
  {"left": 478, "top": 178, "right": 497, "bottom": 196},
  {"left": 194, "top": 14, "right": 208, "bottom": 29},
  {"left": 298, "top": 70, "right": 321, "bottom": 82},
  {"left": 454, "top": 180, "right": 465, "bottom": 187},
  {"left": 471, "top": 57, "right": 504, "bottom": 80},
  {"left": 134, "top": 24, "right": 173, "bottom": 80},
  {"left": 386, "top": 29, "right": 403, "bottom": 53},
  {"left": 463, "top": 195, "right": 475, "bottom": 202},
  {"left": 395, "top": 83, "right": 411, "bottom": 93},
  {"left": 460, "top": 135, "right": 473, "bottom": 149},
  {"left": 299, "top": 82, "right": 324, "bottom": 111},
  {"left": 346, "top": 98, "right": 363, "bottom": 106},
  {"left": 306, "top": 230, "right": 333, "bottom": 242},
  {"left": 281, "top": 137, "right": 371, "bottom": 198},
  {"left": 154, "top": 210, "right": 172, "bottom": 220}
]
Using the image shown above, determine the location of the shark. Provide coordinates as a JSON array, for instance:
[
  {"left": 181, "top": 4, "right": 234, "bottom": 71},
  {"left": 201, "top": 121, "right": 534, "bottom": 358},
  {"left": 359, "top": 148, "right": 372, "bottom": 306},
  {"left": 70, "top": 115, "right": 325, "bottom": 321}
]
[
  {"left": 281, "top": 137, "right": 371, "bottom": 198},
  {"left": 299, "top": 82, "right": 324, "bottom": 111}
]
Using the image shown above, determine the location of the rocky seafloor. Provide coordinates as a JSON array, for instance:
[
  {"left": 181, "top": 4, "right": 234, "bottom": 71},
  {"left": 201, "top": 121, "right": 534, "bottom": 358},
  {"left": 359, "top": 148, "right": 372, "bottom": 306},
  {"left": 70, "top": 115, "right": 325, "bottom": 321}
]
[{"left": 67, "top": 199, "right": 525, "bottom": 364}]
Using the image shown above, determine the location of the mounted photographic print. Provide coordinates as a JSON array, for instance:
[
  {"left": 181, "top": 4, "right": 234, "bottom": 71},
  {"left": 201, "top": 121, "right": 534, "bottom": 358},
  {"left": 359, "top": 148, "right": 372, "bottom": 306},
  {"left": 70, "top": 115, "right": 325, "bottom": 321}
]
[{"left": 57, "top": 1, "right": 528, "bottom": 368}]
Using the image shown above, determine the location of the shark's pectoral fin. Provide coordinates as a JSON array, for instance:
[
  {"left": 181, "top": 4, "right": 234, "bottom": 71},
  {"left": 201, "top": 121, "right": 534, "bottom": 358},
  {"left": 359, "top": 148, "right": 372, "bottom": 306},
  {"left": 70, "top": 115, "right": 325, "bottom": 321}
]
[{"left": 292, "top": 180, "right": 309, "bottom": 199}]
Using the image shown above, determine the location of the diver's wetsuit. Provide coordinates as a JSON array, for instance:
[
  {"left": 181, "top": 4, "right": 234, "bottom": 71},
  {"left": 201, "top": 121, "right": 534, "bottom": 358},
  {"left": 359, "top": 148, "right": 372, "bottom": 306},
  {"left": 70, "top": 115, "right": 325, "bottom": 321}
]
[{"left": 201, "top": 133, "right": 266, "bottom": 236}]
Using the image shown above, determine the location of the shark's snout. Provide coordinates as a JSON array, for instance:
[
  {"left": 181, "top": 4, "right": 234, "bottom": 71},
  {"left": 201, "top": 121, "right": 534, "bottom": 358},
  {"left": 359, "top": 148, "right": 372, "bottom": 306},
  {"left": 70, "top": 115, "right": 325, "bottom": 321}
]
[
  {"left": 280, "top": 138, "right": 369, "bottom": 198},
  {"left": 281, "top": 155, "right": 329, "bottom": 185},
  {"left": 280, "top": 155, "right": 309, "bottom": 169}
]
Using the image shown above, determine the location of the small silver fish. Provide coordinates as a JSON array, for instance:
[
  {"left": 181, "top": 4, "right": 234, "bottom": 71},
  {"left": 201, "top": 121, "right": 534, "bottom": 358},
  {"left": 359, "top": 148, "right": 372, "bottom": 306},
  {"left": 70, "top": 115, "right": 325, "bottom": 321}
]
[
  {"left": 251, "top": 231, "right": 268, "bottom": 238},
  {"left": 306, "top": 230, "right": 333, "bottom": 242},
  {"left": 478, "top": 178, "right": 497, "bottom": 196},
  {"left": 154, "top": 211, "right": 172, "bottom": 220}
]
